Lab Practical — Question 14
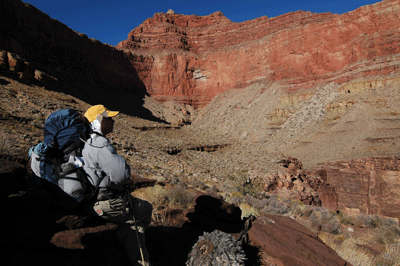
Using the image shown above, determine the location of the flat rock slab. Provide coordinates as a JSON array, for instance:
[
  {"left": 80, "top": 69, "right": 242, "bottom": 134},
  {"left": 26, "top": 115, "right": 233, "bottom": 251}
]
[{"left": 248, "top": 214, "right": 352, "bottom": 266}]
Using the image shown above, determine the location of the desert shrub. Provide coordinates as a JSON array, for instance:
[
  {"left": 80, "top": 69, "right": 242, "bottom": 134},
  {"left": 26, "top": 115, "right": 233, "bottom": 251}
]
[
  {"left": 370, "top": 224, "right": 400, "bottom": 245},
  {"left": 325, "top": 219, "right": 342, "bottom": 235},
  {"left": 373, "top": 243, "right": 400, "bottom": 266},
  {"left": 309, "top": 209, "right": 341, "bottom": 234},
  {"left": 324, "top": 237, "right": 373, "bottom": 266},
  {"left": 291, "top": 200, "right": 305, "bottom": 217},
  {"left": 133, "top": 184, "right": 195, "bottom": 223},
  {"left": 239, "top": 203, "right": 259, "bottom": 219},
  {"left": 166, "top": 185, "right": 195, "bottom": 209},
  {"left": 353, "top": 214, "right": 399, "bottom": 237},
  {"left": 354, "top": 214, "right": 385, "bottom": 229},
  {"left": 236, "top": 182, "right": 263, "bottom": 198},
  {"left": 187, "top": 230, "right": 246, "bottom": 266},
  {"left": 229, "top": 194, "right": 289, "bottom": 215},
  {"left": 368, "top": 214, "right": 385, "bottom": 229},
  {"left": 337, "top": 210, "right": 356, "bottom": 225},
  {"left": 229, "top": 195, "right": 259, "bottom": 211},
  {"left": 241, "top": 194, "right": 266, "bottom": 210},
  {"left": 353, "top": 214, "right": 369, "bottom": 228},
  {"left": 302, "top": 205, "right": 315, "bottom": 217},
  {"left": 230, "top": 171, "right": 263, "bottom": 198},
  {"left": 382, "top": 217, "right": 399, "bottom": 228},
  {"left": 261, "top": 197, "right": 289, "bottom": 215}
]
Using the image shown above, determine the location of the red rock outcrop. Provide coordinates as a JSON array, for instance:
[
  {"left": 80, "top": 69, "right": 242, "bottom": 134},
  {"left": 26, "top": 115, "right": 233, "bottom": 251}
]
[
  {"left": 248, "top": 214, "right": 351, "bottom": 266},
  {"left": 250, "top": 157, "right": 339, "bottom": 209},
  {"left": 315, "top": 156, "right": 400, "bottom": 218},
  {"left": 117, "top": 0, "right": 400, "bottom": 107}
]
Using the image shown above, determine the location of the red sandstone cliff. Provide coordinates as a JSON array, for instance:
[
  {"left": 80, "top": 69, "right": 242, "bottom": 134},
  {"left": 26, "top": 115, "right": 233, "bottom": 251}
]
[
  {"left": 117, "top": 0, "right": 400, "bottom": 107},
  {"left": 315, "top": 157, "right": 400, "bottom": 218}
]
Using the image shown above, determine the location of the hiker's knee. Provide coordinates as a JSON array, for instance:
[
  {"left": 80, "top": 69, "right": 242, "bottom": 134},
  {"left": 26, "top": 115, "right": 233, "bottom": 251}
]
[{"left": 130, "top": 197, "right": 153, "bottom": 226}]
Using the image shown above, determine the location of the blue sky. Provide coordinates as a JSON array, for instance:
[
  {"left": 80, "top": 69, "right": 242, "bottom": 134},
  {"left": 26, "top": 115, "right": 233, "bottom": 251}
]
[{"left": 24, "top": 0, "right": 381, "bottom": 46}]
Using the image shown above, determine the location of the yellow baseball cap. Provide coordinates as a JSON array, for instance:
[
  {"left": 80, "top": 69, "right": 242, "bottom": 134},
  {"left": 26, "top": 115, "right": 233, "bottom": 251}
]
[{"left": 84, "top": 104, "right": 119, "bottom": 123}]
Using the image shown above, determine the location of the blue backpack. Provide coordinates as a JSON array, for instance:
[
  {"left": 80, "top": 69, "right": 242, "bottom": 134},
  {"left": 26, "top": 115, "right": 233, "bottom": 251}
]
[{"left": 32, "top": 109, "right": 92, "bottom": 205}]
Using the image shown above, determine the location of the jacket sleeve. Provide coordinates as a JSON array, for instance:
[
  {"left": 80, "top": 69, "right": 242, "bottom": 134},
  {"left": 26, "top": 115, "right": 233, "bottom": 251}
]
[
  {"left": 94, "top": 137, "right": 131, "bottom": 192},
  {"left": 30, "top": 151, "right": 41, "bottom": 177}
]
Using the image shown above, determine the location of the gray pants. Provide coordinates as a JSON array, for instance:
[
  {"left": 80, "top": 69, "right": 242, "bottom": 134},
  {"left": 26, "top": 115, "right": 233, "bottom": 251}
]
[{"left": 86, "top": 195, "right": 153, "bottom": 265}]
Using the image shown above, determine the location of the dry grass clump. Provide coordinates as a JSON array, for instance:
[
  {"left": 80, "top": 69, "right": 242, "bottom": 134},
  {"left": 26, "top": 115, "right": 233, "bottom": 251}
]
[
  {"left": 316, "top": 211, "right": 400, "bottom": 266},
  {"left": 368, "top": 222, "right": 400, "bottom": 245},
  {"left": 373, "top": 243, "right": 400, "bottom": 266},
  {"left": 238, "top": 203, "right": 259, "bottom": 219},
  {"left": 132, "top": 184, "right": 195, "bottom": 224},
  {"left": 320, "top": 234, "right": 374, "bottom": 266}
]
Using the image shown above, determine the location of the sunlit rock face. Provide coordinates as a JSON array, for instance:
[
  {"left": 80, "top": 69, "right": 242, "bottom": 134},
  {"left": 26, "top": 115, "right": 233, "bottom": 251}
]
[{"left": 117, "top": 0, "right": 400, "bottom": 107}]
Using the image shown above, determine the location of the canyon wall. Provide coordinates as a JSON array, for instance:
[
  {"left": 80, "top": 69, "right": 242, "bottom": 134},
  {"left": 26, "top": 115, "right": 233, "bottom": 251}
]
[
  {"left": 316, "top": 157, "right": 400, "bottom": 218},
  {"left": 117, "top": 0, "right": 400, "bottom": 107},
  {"left": 0, "top": 0, "right": 150, "bottom": 118},
  {"left": 2, "top": 0, "right": 400, "bottom": 111}
]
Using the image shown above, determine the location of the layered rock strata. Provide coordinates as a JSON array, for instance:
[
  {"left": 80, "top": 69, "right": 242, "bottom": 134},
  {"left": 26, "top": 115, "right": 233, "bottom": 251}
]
[
  {"left": 316, "top": 156, "right": 400, "bottom": 218},
  {"left": 117, "top": 0, "right": 400, "bottom": 107}
]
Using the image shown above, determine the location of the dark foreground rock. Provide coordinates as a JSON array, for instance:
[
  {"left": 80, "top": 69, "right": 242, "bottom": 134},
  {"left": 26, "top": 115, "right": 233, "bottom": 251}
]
[
  {"left": 1, "top": 158, "right": 351, "bottom": 266},
  {"left": 0, "top": 158, "right": 26, "bottom": 199},
  {"left": 2, "top": 188, "right": 130, "bottom": 266}
]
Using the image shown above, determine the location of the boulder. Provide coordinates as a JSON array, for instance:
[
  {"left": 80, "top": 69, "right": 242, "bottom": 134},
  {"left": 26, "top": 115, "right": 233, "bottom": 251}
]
[{"left": 247, "top": 214, "right": 351, "bottom": 266}]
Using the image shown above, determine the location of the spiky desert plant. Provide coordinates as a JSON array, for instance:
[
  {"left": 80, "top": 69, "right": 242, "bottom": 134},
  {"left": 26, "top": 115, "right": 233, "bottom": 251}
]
[{"left": 186, "top": 230, "right": 246, "bottom": 266}]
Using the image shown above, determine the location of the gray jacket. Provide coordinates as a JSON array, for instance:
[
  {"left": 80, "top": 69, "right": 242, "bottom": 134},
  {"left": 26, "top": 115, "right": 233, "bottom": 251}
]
[
  {"left": 82, "top": 133, "right": 131, "bottom": 199},
  {"left": 30, "top": 133, "right": 130, "bottom": 201}
]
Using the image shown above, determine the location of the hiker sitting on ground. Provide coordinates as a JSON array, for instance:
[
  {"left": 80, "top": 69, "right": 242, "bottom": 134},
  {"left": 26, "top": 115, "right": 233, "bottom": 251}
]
[
  {"left": 82, "top": 104, "right": 153, "bottom": 266},
  {"left": 30, "top": 105, "right": 153, "bottom": 266}
]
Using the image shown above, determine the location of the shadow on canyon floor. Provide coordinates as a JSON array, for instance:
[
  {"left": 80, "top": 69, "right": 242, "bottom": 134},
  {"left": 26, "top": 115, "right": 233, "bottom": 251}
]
[{"left": 1, "top": 70, "right": 168, "bottom": 124}]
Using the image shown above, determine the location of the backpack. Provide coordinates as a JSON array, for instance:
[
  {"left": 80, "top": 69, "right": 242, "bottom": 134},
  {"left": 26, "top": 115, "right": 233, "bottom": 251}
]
[{"left": 35, "top": 108, "right": 92, "bottom": 205}]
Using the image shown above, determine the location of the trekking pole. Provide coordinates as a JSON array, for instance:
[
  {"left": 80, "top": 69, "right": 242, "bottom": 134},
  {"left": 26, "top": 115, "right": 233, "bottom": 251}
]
[{"left": 126, "top": 188, "right": 146, "bottom": 265}]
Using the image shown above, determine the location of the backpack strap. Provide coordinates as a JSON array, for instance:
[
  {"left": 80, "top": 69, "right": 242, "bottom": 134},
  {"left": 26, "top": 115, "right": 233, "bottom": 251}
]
[
  {"left": 81, "top": 170, "right": 107, "bottom": 203},
  {"left": 63, "top": 140, "right": 82, "bottom": 155}
]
